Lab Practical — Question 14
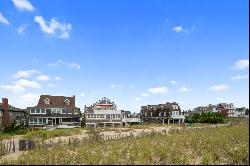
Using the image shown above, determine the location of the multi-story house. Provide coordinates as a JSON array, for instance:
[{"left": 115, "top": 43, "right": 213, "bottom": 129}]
[
  {"left": 140, "top": 102, "right": 185, "bottom": 124},
  {"left": 191, "top": 103, "right": 237, "bottom": 118},
  {"left": 84, "top": 97, "right": 123, "bottom": 128},
  {"left": 27, "top": 95, "right": 81, "bottom": 128},
  {"left": 121, "top": 111, "right": 141, "bottom": 126},
  {"left": 235, "top": 107, "right": 248, "bottom": 118},
  {"left": 0, "top": 98, "right": 28, "bottom": 130},
  {"left": 216, "top": 103, "right": 236, "bottom": 118}
]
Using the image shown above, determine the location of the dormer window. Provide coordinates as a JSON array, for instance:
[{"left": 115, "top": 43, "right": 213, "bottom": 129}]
[
  {"left": 64, "top": 99, "right": 70, "bottom": 106},
  {"left": 44, "top": 98, "right": 50, "bottom": 105}
]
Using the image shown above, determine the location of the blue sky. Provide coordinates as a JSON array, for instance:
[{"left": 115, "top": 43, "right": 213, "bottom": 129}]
[{"left": 0, "top": 0, "right": 249, "bottom": 112}]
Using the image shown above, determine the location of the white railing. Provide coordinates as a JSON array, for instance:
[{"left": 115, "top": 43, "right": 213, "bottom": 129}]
[
  {"left": 122, "top": 118, "right": 141, "bottom": 123},
  {"left": 171, "top": 115, "right": 185, "bottom": 119}
]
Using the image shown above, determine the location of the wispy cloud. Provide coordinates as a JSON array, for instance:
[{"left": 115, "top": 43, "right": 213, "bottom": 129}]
[
  {"left": 34, "top": 16, "right": 72, "bottom": 39},
  {"left": 47, "top": 83, "right": 56, "bottom": 88},
  {"left": 134, "top": 97, "right": 141, "bottom": 101},
  {"left": 80, "top": 93, "right": 85, "bottom": 97},
  {"left": 173, "top": 26, "right": 183, "bottom": 32},
  {"left": 55, "top": 76, "right": 62, "bottom": 80},
  {"left": 0, "top": 12, "right": 9, "bottom": 25},
  {"left": 148, "top": 86, "right": 168, "bottom": 94},
  {"left": 0, "top": 84, "right": 25, "bottom": 93},
  {"left": 13, "top": 69, "right": 40, "bottom": 78},
  {"left": 210, "top": 84, "right": 230, "bottom": 91},
  {"left": 177, "top": 86, "right": 193, "bottom": 92},
  {"left": 233, "top": 59, "right": 249, "bottom": 70},
  {"left": 0, "top": 79, "right": 41, "bottom": 93},
  {"left": 110, "top": 84, "right": 115, "bottom": 88},
  {"left": 16, "top": 24, "right": 29, "bottom": 35},
  {"left": 36, "top": 75, "right": 50, "bottom": 81},
  {"left": 69, "top": 63, "right": 80, "bottom": 69},
  {"left": 173, "top": 25, "right": 196, "bottom": 34},
  {"left": 231, "top": 74, "right": 249, "bottom": 80},
  {"left": 12, "top": 0, "right": 35, "bottom": 11},
  {"left": 217, "top": 97, "right": 224, "bottom": 101},
  {"left": 16, "top": 93, "right": 39, "bottom": 107},
  {"left": 170, "top": 80, "right": 180, "bottom": 85},
  {"left": 141, "top": 93, "right": 149, "bottom": 97},
  {"left": 48, "top": 59, "right": 80, "bottom": 69},
  {"left": 15, "top": 79, "right": 41, "bottom": 89}
]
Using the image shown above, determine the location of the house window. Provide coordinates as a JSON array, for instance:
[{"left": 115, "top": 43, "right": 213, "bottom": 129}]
[
  {"left": 51, "top": 109, "right": 56, "bottom": 113},
  {"left": 29, "top": 118, "right": 34, "bottom": 124},
  {"left": 64, "top": 99, "right": 70, "bottom": 106},
  {"left": 62, "top": 109, "right": 66, "bottom": 114},
  {"left": 36, "top": 109, "right": 40, "bottom": 114},
  {"left": 39, "top": 118, "right": 43, "bottom": 124},
  {"left": 44, "top": 98, "right": 50, "bottom": 105},
  {"left": 41, "top": 109, "right": 45, "bottom": 114},
  {"left": 30, "top": 109, "right": 35, "bottom": 114},
  {"left": 43, "top": 118, "right": 46, "bottom": 124}
]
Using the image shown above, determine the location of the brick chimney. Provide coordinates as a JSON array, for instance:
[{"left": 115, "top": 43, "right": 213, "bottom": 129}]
[{"left": 2, "top": 98, "right": 10, "bottom": 128}]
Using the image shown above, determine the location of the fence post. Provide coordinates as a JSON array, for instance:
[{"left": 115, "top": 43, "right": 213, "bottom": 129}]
[{"left": 9, "top": 141, "right": 12, "bottom": 154}]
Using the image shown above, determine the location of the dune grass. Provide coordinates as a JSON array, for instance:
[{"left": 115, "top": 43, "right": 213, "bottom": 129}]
[
  {"left": 2, "top": 119, "right": 248, "bottom": 165},
  {"left": 23, "top": 128, "right": 84, "bottom": 141}
]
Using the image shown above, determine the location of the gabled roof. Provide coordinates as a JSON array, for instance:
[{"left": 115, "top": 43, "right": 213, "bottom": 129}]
[{"left": 34, "top": 95, "right": 76, "bottom": 108}]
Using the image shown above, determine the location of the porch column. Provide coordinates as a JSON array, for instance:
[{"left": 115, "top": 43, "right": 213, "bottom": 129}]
[
  {"left": 178, "top": 119, "right": 180, "bottom": 124},
  {"left": 167, "top": 118, "right": 169, "bottom": 124},
  {"left": 104, "top": 123, "right": 106, "bottom": 128},
  {"left": 163, "top": 119, "right": 165, "bottom": 124},
  {"left": 112, "top": 123, "right": 115, "bottom": 127}
]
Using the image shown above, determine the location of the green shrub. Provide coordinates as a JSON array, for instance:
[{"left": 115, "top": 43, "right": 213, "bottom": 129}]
[
  {"left": 191, "top": 112, "right": 224, "bottom": 124},
  {"left": 3, "top": 121, "right": 28, "bottom": 135}
]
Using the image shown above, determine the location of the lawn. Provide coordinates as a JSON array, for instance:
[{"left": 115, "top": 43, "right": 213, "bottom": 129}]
[{"left": 1, "top": 119, "right": 248, "bottom": 165}]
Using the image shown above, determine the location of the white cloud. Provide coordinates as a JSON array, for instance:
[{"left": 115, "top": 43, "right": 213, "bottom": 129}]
[
  {"left": 110, "top": 84, "right": 115, "bottom": 88},
  {"left": 15, "top": 79, "right": 41, "bottom": 89},
  {"left": 217, "top": 97, "right": 224, "bottom": 101},
  {"left": 48, "top": 59, "right": 80, "bottom": 69},
  {"left": 170, "top": 80, "right": 180, "bottom": 85},
  {"left": 141, "top": 93, "right": 149, "bottom": 97},
  {"left": 17, "top": 93, "right": 39, "bottom": 105},
  {"left": 13, "top": 69, "right": 40, "bottom": 78},
  {"left": 134, "top": 97, "right": 141, "bottom": 101},
  {"left": 36, "top": 75, "right": 50, "bottom": 81},
  {"left": 148, "top": 86, "right": 168, "bottom": 94},
  {"left": 231, "top": 74, "right": 249, "bottom": 80},
  {"left": 210, "top": 84, "right": 230, "bottom": 91},
  {"left": 0, "top": 12, "right": 9, "bottom": 25},
  {"left": 233, "top": 59, "right": 249, "bottom": 70},
  {"left": 173, "top": 25, "right": 196, "bottom": 33},
  {"left": 55, "top": 76, "right": 62, "bottom": 80},
  {"left": 16, "top": 24, "right": 28, "bottom": 35},
  {"left": 80, "top": 93, "right": 85, "bottom": 97},
  {"left": 34, "top": 16, "right": 72, "bottom": 39},
  {"left": 0, "top": 79, "right": 40, "bottom": 93},
  {"left": 47, "top": 83, "right": 56, "bottom": 88},
  {"left": 69, "top": 63, "right": 81, "bottom": 69},
  {"left": 177, "top": 86, "right": 193, "bottom": 92},
  {"left": 173, "top": 26, "right": 183, "bottom": 32},
  {"left": 12, "top": 0, "right": 34, "bottom": 11},
  {"left": 49, "top": 59, "right": 63, "bottom": 67},
  {"left": 0, "top": 84, "right": 25, "bottom": 93}
]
